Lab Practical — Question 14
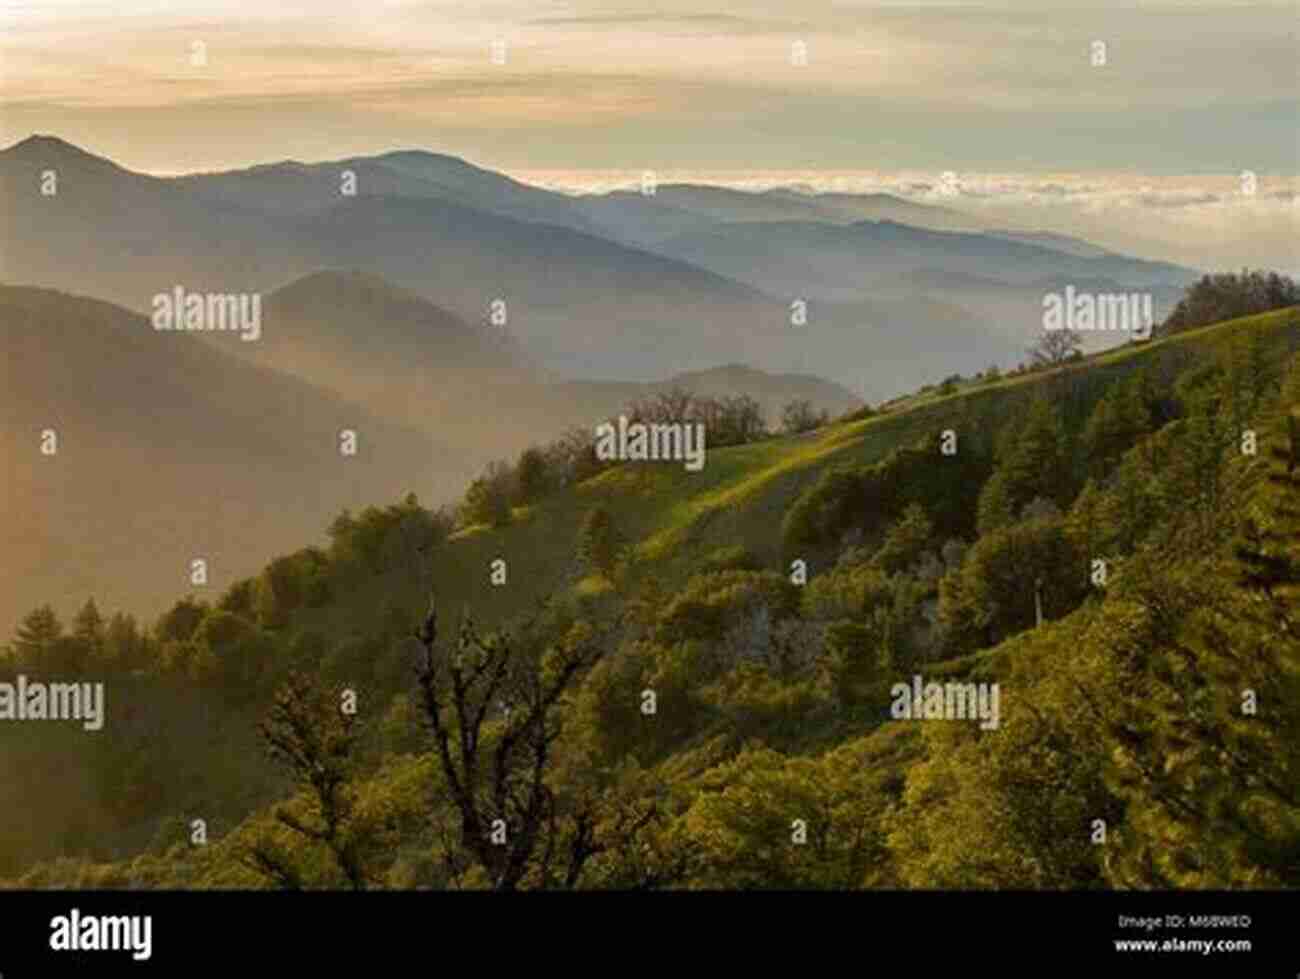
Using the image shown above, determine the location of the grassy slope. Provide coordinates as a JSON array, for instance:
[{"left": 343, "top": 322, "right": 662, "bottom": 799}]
[
  {"left": 310, "top": 306, "right": 1300, "bottom": 644},
  {"left": 12, "top": 305, "right": 1298, "bottom": 889}
]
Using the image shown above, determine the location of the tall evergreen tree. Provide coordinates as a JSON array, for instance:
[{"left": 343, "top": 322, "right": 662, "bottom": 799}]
[
  {"left": 73, "top": 598, "right": 105, "bottom": 657},
  {"left": 977, "top": 397, "right": 1068, "bottom": 534},
  {"left": 514, "top": 447, "right": 549, "bottom": 505},
  {"left": 12, "top": 604, "right": 63, "bottom": 667},
  {"left": 1081, "top": 377, "right": 1152, "bottom": 480}
]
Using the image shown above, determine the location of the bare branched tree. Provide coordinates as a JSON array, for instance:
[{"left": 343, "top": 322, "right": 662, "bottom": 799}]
[
  {"left": 413, "top": 594, "right": 627, "bottom": 889},
  {"left": 245, "top": 672, "right": 368, "bottom": 890}
]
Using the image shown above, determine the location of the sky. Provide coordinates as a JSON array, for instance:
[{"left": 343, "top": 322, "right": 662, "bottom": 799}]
[
  {"left": 1, "top": 0, "right": 1297, "bottom": 269},
  {"left": 2, "top": 0, "right": 1296, "bottom": 174}
]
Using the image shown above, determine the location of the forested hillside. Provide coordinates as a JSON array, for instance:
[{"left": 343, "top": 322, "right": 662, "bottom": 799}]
[{"left": 4, "top": 306, "right": 1297, "bottom": 889}]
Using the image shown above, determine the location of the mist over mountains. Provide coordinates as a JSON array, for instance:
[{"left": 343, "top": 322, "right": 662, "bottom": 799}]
[
  {"left": 1, "top": 136, "right": 1198, "bottom": 390},
  {"left": 0, "top": 270, "right": 857, "bottom": 636},
  {"left": 0, "top": 134, "right": 1201, "bottom": 633},
  {"left": 0, "top": 283, "right": 435, "bottom": 638}
]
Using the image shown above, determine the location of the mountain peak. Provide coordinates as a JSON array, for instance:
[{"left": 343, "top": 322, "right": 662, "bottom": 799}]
[
  {"left": 375, "top": 148, "right": 467, "bottom": 164},
  {"left": 1, "top": 134, "right": 125, "bottom": 172},
  {"left": 10, "top": 133, "right": 76, "bottom": 150},
  {"left": 267, "top": 270, "right": 469, "bottom": 328},
  {"left": 271, "top": 268, "right": 416, "bottom": 301}
]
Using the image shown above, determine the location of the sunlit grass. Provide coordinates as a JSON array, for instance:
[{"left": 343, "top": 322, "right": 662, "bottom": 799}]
[{"left": 367, "top": 305, "right": 1300, "bottom": 632}]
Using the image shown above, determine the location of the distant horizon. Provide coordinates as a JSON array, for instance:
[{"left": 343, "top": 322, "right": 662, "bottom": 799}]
[
  {"left": 7, "top": 131, "right": 1300, "bottom": 185},
  {"left": 5, "top": 131, "right": 1297, "bottom": 275}
]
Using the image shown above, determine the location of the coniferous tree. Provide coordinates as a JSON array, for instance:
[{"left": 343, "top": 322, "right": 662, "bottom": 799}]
[
  {"left": 72, "top": 598, "right": 105, "bottom": 659},
  {"left": 514, "top": 447, "right": 549, "bottom": 505},
  {"left": 1081, "top": 377, "right": 1152, "bottom": 480},
  {"left": 977, "top": 398, "right": 1068, "bottom": 534},
  {"left": 12, "top": 604, "right": 63, "bottom": 668}
]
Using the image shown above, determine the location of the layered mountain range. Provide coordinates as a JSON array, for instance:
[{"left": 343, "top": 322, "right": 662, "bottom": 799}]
[
  {"left": 0, "top": 134, "right": 1200, "bottom": 633},
  {"left": 2, "top": 135, "right": 1197, "bottom": 388}
]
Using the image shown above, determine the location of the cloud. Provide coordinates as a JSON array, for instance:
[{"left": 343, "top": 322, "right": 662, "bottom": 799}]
[
  {"left": 509, "top": 165, "right": 1299, "bottom": 274},
  {"left": 1, "top": 0, "right": 1294, "bottom": 177},
  {"left": 1136, "top": 191, "right": 1222, "bottom": 208}
]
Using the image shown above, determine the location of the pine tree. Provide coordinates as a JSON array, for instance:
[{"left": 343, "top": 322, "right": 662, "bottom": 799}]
[
  {"left": 1003, "top": 397, "right": 1068, "bottom": 506},
  {"left": 1081, "top": 377, "right": 1152, "bottom": 480},
  {"left": 73, "top": 598, "right": 105, "bottom": 658},
  {"left": 977, "top": 397, "right": 1068, "bottom": 535},
  {"left": 1065, "top": 477, "right": 1117, "bottom": 568},
  {"left": 975, "top": 468, "right": 1016, "bottom": 536},
  {"left": 13, "top": 604, "right": 62, "bottom": 667},
  {"left": 514, "top": 447, "right": 549, "bottom": 505},
  {"left": 1168, "top": 391, "right": 1235, "bottom": 543},
  {"left": 105, "top": 612, "right": 145, "bottom": 671}
]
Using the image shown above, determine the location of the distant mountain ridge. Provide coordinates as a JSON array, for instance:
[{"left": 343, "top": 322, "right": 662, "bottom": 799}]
[
  {"left": 219, "top": 269, "right": 863, "bottom": 445},
  {"left": 0, "top": 281, "right": 444, "bottom": 638},
  {"left": 0, "top": 277, "right": 864, "bottom": 639},
  {"left": 0, "top": 135, "right": 1198, "bottom": 395}
]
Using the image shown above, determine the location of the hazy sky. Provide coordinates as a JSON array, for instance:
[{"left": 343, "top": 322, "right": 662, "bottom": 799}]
[{"left": 1, "top": 0, "right": 1296, "bottom": 175}]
